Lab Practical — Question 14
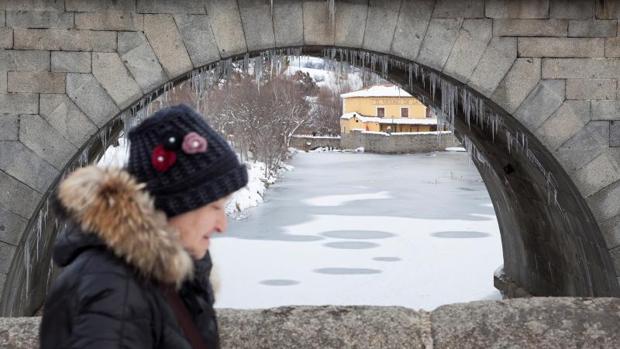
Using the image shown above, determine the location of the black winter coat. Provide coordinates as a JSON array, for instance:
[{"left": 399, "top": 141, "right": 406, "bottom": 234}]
[{"left": 39, "top": 166, "right": 220, "bottom": 349}]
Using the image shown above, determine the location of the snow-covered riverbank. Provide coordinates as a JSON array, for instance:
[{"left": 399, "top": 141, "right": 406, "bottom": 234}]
[{"left": 225, "top": 160, "right": 293, "bottom": 219}]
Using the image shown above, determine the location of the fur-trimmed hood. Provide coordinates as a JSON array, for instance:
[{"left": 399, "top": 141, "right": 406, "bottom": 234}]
[{"left": 55, "top": 166, "right": 194, "bottom": 286}]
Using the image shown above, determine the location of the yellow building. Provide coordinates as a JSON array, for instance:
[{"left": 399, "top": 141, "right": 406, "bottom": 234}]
[{"left": 340, "top": 85, "right": 437, "bottom": 134}]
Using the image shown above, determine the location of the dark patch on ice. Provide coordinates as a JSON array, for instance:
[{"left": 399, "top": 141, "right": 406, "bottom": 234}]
[
  {"left": 323, "top": 241, "right": 380, "bottom": 249},
  {"left": 373, "top": 257, "right": 401, "bottom": 262},
  {"left": 259, "top": 279, "right": 300, "bottom": 286},
  {"left": 431, "top": 231, "right": 491, "bottom": 238},
  {"left": 458, "top": 187, "right": 477, "bottom": 191},
  {"left": 321, "top": 230, "right": 395, "bottom": 239},
  {"left": 314, "top": 268, "right": 381, "bottom": 275}
]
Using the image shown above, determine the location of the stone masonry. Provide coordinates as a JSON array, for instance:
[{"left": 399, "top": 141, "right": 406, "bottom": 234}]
[
  {"left": 3, "top": 298, "right": 620, "bottom": 348},
  {"left": 0, "top": 0, "right": 619, "bottom": 309}
]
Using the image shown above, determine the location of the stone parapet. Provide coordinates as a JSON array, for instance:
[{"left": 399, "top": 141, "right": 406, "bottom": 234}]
[{"left": 3, "top": 298, "right": 620, "bottom": 348}]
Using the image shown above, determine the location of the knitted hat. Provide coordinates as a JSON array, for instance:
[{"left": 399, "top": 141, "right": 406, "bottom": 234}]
[{"left": 127, "top": 104, "right": 248, "bottom": 217}]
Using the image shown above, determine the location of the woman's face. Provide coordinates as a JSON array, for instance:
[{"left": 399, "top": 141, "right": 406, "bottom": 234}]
[{"left": 168, "top": 196, "right": 229, "bottom": 259}]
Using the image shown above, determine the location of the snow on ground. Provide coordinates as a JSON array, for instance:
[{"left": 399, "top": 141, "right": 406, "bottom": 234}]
[{"left": 285, "top": 56, "right": 364, "bottom": 91}]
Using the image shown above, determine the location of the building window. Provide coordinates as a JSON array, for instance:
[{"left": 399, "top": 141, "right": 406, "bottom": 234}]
[
  {"left": 401, "top": 108, "right": 408, "bottom": 118},
  {"left": 377, "top": 107, "right": 385, "bottom": 118}
]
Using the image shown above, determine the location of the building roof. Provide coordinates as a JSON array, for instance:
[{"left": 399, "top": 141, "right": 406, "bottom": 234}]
[
  {"left": 340, "top": 85, "right": 412, "bottom": 98},
  {"left": 341, "top": 112, "right": 437, "bottom": 125}
]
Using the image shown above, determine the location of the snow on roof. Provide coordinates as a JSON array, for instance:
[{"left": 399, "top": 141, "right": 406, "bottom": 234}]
[
  {"left": 341, "top": 112, "right": 437, "bottom": 125},
  {"left": 340, "top": 85, "right": 412, "bottom": 98}
]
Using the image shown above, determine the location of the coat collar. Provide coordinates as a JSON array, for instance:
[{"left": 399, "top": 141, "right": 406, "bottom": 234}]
[{"left": 56, "top": 166, "right": 193, "bottom": 286}]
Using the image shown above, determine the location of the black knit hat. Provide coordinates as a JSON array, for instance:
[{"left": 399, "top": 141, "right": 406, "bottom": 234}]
[{"left": 127, "top": 104, "right": 248, "bottom": 217}]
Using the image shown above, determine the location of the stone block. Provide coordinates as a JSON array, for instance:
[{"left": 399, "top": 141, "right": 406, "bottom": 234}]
[
  {"left": 600, "top": 215, "right": 620, "bottom": 249},
  {"left": 303, "top": 1, "right": 335, "bottom": 46},
  {"left": 390, "top": 0, "right": 434, "bottom": 61},
  {"left": 75, "top": 12, "right": 143, "bottom": 31},
  {"left": 4, "top": 0, "right": 64, "bottom": 11},
  {"left": 0, "top": 140, "right": 58, "bottom": 193},
  {"left": 592, "top": 101, "right": 620, "bottom": 120},
  {"left": 555, "top": 121, "right": 610, "bottom": 172},
  {"left": 19, "top": 114, "right": 76, "bottom": 170},
  {"left": 0, "top": 115, "right": 18, "bottom": 141},
  {"left": 174, "top": 15, "right": 219, "bottom": 68},
  {"left": 535, "top": 100, "right": 590, "bottom": 151},
  {"left": 51, "top": 51, "right": 91, "bottom": 73},
  {"left": 0, "top": 93, "right": 38, "bottom": 114},
  {"left": 468, "top": 37, "right": 517, "bottom": 97},
  {"left": 432, "top": 0, "right": 484, "bottom": 18},
  {"left": 485, "top": 0, "right": 549, "bottom": 19},
  {"left": 569, "top": 20, "right": 618, "bottom": 37},
  {"left": 143, "top": 14, "right": 192, "bottom": 79},
  {"left": 39, "top": 94, "right": 98, "bottom": 146},
  {"left": 416, "top": 18, "right": 463, "bottom": 71},
  {"left": 7, "top": 71, "right": 65, "bottom": 93},
  {"left": 237, "top": 0, "right": 275, "bottom": 52},
  {"left": 206, "top": 0, "right": 247, "bottom": 58},
  {"left": 432, "top": 298, "right": 620, "bottom": 348},
  {"left": 491, "top": 58, "right": 541, "bottom": 114},
  {"left": 515, "top": 79, "right": 565, "bottom": 130},
  {"left": 118, "top": 32, "right": 167, "bottom": 93},
  {"left": 542, "top": 58, "right": 620, "bottom": 79},
  {"left": 92, "top": 52, "right": 142, "bottom": 109},
  {"left": 587, "top": 180, "right": 620, "bottom": 222},
  {"left": 136, "top": 0, "right": 206, "bottom": 14},
  {"left": 362, "top": 0, "right": 401, "bottom": 54},
  {"left": 596, "top": 1, "right": 620, "bottom": 19},
  {"left": 551, "top": 0, "right": 595, "bottom": 19},
  {"left": 0, "top": 204, "right": 26, "bottom": 245},
  {"left": 334, "top": 0, "right": 368, "bottom": 49},
  {"left": 14, "top": 29, "right": 117, "bottom": 52},
  {"left": 272, "top": 0, "right": 303, "bottom": 47},
  {"left": 443, "top": 19, "right": 492, "bottom": 83},
  {"left": 575, "top": 152, "right": 620, "bottom": 197},
  {"left": 65, "top": 0, "right": 136, "bottom": 12},
  {"left": 0, "top": 11, "right": 4, "bottom": 27},
  {"left": 612, "top": 121, "right": 620, "bottom": 147},
  {"left": 518, "top": 38, "right": 605, "bottom": 58},
  {"left": 493, "top": 19, "right": 567, "bottom": 36},
  {"left": 0, "top": 242, "right": 15, "bottom": 274},
  {"left": 567, "top": 79, "right": 616, "bottom": 100},
  {"left": 0, "top": 71, "right": 5, "bottom": 93},
  {"left": 0, "top": 170, "right": 42, "bottom": 218},
  {"left": 0, "top": 49, "right": 49, "bottom": 71},
  {"left": 66, "top": 73, "right": 119, "bottom": 127},
  {"left": 606, "top": 37, "right": 620, "bottom": 57},
  {"left": 6, "top": 10, "right": 73, "bottom": 29},
  {"left": 0, "top": 28, "right": 13, "bottom": 48}
]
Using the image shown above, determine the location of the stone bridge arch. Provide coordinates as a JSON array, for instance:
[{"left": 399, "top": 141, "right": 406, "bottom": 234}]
[{"left": 1, "top": 0, "right": 619, "bottom": 315}]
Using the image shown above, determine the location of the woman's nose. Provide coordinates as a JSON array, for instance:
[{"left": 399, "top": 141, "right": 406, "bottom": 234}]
[{"left": 215, "top": 213, "right": 228, "bottom": 233}]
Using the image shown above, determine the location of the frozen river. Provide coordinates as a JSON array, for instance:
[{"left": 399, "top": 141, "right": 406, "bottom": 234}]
[{"left": 211, "top": 150, "right": 503, "bottom": 310}]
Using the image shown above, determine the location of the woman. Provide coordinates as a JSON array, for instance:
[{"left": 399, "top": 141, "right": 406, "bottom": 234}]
[{"left": 40, "top": 104, "right": 248, "bottom": 348}]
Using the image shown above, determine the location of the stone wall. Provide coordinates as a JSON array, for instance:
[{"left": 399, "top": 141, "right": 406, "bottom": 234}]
[
  {"left": 3, "top": 298, "right": 620, "bottom": 348},
  {"left": 1, "top": 0, "right": 620, "bottom": 314},
  {"left": 341, "top": 131, "right": 460, "bottom": 154},
  {"left": 289, "top": 135, "right": 341, "bottom": 151}
]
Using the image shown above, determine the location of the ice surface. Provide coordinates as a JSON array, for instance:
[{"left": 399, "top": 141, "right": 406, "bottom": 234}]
[
  {"left": 303, "top": 191, "right": 392, "bottom": 207},
  {"left": 211, "top": 151, "right": 503, "bottom": 311}
]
